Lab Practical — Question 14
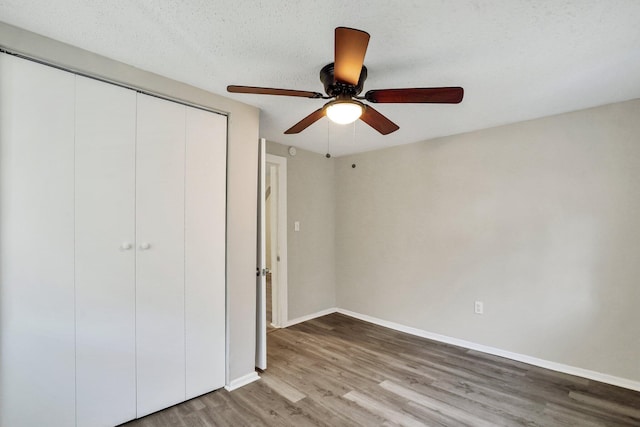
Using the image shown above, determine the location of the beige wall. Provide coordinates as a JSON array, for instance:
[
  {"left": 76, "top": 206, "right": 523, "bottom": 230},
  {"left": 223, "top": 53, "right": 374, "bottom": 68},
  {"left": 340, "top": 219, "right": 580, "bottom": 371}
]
[
  {"left": 267, "top": 142, "right": 336, "bottom": 320},
  {"left": 335, "top": 99, "right": 640, "bottom": 382},
  {"left": 0, "top": 22, "right": 259, "bottom": 383}
]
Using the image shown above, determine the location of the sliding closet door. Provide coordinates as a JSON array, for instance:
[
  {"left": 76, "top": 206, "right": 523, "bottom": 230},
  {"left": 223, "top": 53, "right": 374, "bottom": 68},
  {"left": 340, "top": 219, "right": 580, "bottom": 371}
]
[
  {"left": 75, "top": 76, "right": 137, "bottom": 426},
  {"left": 0, "top": 54, "right": 76, "bottom": 427},
  {"left": 185, "top": 107, "right": 227, "bottom": 398},
  {"left": 136, "top": 94, "right": 186, "bottom": 417}
]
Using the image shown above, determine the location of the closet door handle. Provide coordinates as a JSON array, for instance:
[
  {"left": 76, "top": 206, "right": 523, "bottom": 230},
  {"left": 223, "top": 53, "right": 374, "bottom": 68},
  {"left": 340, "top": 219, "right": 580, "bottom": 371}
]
[
  {"left": 139, "top": 242, "right": 151, "bottom": 250},
  {"left": 121, "top": 242, "right": 133, "bottom": 250}
]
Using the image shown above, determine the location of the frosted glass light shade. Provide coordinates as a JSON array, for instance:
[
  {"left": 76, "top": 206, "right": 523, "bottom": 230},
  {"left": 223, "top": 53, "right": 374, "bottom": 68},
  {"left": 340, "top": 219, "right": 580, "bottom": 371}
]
[{"left": 326, "top": 101, "right": 363, "bottom": 125}]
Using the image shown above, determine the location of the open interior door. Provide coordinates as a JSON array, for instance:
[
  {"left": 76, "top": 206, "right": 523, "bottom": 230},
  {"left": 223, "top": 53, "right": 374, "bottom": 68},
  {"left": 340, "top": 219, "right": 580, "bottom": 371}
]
[{"left": 255, "top": 138, "right": 267, "bottom": 370}]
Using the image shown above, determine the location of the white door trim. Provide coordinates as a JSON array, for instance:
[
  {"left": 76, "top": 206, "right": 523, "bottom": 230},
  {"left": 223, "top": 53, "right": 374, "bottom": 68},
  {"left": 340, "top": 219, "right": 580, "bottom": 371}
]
[{"left": 266, "top": 154, "right": 288, "bottom": 327}]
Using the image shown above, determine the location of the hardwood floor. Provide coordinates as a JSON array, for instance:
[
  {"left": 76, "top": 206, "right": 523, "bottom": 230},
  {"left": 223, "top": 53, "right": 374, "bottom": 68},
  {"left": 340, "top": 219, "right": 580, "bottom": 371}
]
[
  {"left": 266, "top": 274, "right": 272, "bottom": 324},
  {"left": 266, "top": 275, "right": 276, "bottom": 333},
  {"left": 122, "top": 313, "right": 640, "bottom": 426}
]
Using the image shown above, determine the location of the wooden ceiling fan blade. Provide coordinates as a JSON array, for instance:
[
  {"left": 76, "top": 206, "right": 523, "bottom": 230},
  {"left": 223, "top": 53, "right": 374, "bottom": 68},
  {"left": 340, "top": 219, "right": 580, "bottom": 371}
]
[
  {"left": 334, "top": 27, "right": 370, "bottom": 86},
  {"left": 365, "top": 87, "right": 464, "bottom": 104},
  {"left": 360, "top": 105, "right": 399, "bottom": 135},
  {"left": 227, "top": 85, "right": 323, "bottom": 99},
  {"left": 284, "top": 108, "right": 326, "bottom": 134}
]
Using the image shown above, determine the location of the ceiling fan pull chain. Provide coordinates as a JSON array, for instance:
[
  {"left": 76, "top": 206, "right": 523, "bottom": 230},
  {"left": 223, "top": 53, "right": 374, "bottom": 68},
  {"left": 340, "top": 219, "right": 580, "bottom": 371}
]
[{"left": 326, "top": 120, "right": 331, "bottom": 158}]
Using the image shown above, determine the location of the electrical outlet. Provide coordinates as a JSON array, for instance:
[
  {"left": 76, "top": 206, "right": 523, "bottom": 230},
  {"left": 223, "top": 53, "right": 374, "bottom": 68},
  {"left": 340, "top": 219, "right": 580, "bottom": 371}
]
[
  {"left": 294, "top": 221, "right": 300, "bottom": 232},
  {"left": 474, "top": 301, "right": 484, "bottom": 314}
]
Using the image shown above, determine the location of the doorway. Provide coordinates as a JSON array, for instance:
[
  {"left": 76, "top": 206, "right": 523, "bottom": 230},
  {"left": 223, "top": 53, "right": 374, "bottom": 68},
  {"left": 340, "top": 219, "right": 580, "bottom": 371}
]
[
  {"left": 256, "top": 148, "right": 288, "bottom": 370},
  {"left": 265, "top": 154, "right": 288, "bottom": 328}
]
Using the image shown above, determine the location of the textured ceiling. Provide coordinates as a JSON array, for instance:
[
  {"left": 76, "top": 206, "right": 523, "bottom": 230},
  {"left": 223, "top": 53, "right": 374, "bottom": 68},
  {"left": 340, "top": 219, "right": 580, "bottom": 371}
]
[{"left": 1, "top": 0, "right": 639, "bottom": 156}]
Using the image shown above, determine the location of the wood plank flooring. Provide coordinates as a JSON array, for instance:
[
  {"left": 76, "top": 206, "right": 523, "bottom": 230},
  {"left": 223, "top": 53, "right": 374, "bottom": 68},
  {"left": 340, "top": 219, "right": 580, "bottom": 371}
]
[
  {"left": 122, "top": 313, "right": 640, "bottom": 426},
  {"left": 266, "top": 274, "right": 272, "bottom": 324}
]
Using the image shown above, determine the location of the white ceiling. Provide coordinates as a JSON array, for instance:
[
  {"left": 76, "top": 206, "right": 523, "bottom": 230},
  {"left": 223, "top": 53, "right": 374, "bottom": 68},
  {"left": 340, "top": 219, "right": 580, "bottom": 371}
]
[{"left": 2, "top": 1, "right": 639, "bottom": 156}]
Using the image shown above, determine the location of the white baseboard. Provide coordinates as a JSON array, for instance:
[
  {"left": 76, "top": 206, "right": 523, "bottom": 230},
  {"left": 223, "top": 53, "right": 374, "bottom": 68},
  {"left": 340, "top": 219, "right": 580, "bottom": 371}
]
[
  {"left": 283, "top": 307, "right": 337, "bottom": 328},
  {"left": 225, "top": 371, "right": 260, "bottom": 391},
  {"left": 336, "top": 308, "right": 640, "bottom": 392}
]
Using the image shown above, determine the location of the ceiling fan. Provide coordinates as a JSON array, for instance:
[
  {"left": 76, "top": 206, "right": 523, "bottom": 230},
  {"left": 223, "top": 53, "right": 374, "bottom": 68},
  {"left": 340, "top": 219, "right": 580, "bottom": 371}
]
[{"left": 228, "top": 27, "right": 464, "bottom": 135}]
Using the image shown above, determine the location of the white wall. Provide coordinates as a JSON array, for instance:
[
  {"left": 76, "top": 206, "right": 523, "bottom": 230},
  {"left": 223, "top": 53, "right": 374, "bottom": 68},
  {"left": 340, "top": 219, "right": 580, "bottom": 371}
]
[
  {"left": 335, "top": 99, "right": 640, "bottom": 383},
  {"left": 267, "top": 142, "right": 336, "bottom": 320},
  {"left": 0, "top": 22, "right": 259, "bottom": 384}
]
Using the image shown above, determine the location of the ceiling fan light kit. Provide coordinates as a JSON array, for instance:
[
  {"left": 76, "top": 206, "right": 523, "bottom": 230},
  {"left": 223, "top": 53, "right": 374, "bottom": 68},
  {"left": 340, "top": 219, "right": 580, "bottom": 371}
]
[
  {"left": 228, "top": 26, "right": 463, "bottom": 136},
  {"left": 325, "top": 99, "right": 363, "bottom": 124}
]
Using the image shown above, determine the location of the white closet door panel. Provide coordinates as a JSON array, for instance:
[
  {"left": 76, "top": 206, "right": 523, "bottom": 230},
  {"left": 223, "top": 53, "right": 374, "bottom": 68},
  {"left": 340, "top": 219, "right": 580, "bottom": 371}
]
[
  {"left": 136, "top": 93, "right": 186, "bottom": 417},
  {"left": 75, "top": 76, "right": 137, "bottom": 427},
  {"left": 185, "top": 108, "right": 227, "bottom": 398},
  {"left": 0, "top": 54, "right": 76, "bottom": 427}
]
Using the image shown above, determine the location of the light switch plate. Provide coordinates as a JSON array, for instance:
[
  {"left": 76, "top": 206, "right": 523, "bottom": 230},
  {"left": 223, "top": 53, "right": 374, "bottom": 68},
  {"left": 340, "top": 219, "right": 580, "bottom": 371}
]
[{"left": 474, "top": 301, "right": 483, "bottom": 314}]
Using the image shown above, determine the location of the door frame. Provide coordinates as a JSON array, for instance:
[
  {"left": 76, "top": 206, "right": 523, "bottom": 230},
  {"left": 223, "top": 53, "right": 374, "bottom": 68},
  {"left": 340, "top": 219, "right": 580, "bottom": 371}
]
[{"left": 266, "top": 154, "right": 288, "bottom": 327}]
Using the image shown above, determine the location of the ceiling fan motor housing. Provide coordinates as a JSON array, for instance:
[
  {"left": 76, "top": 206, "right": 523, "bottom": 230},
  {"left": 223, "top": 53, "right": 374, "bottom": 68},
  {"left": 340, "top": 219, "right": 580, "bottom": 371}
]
[{"left": 320, "top": 63, "right": 367, "bottom": 97}]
